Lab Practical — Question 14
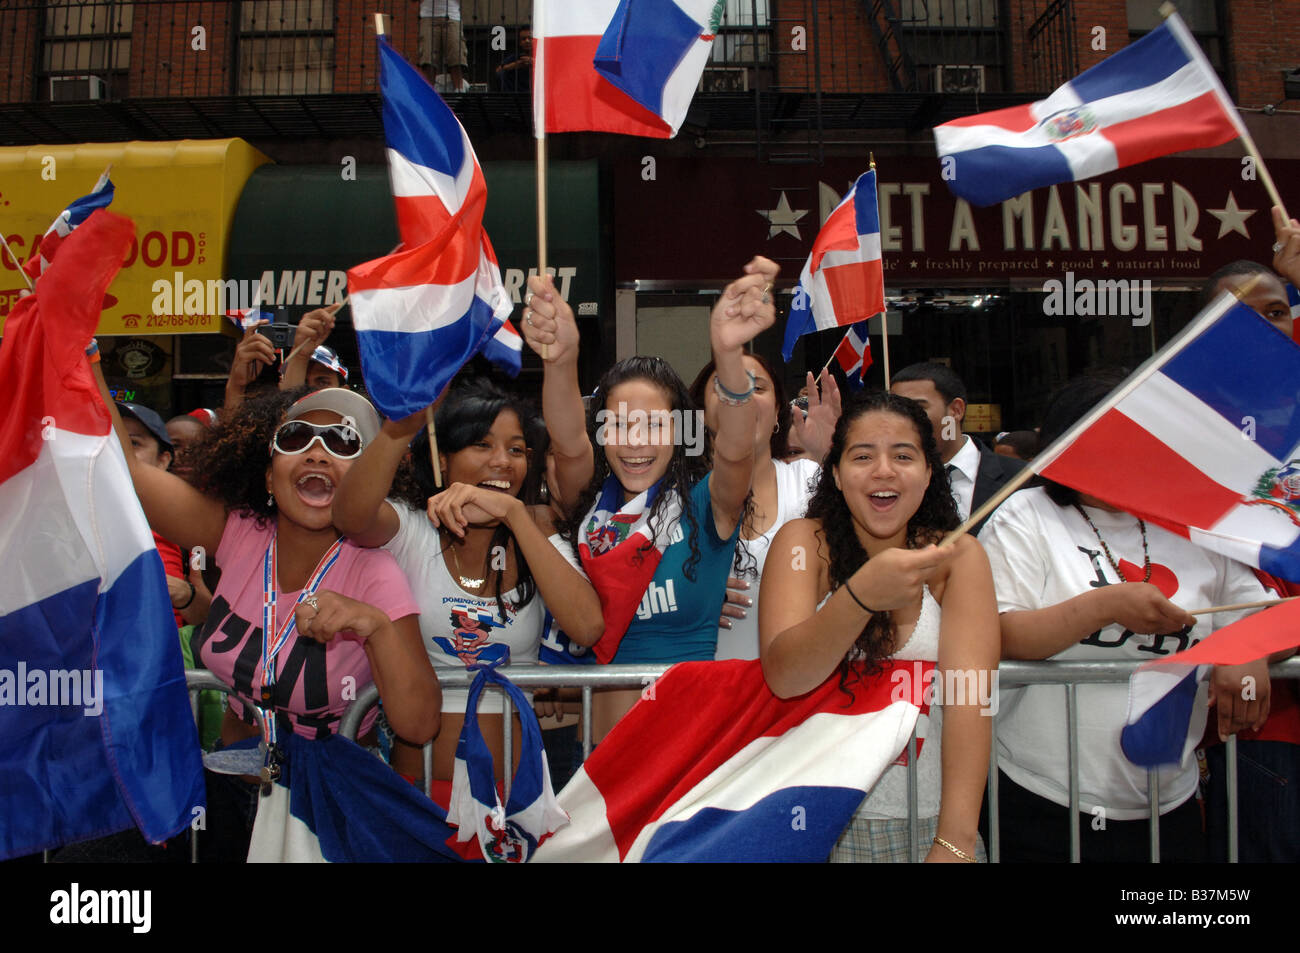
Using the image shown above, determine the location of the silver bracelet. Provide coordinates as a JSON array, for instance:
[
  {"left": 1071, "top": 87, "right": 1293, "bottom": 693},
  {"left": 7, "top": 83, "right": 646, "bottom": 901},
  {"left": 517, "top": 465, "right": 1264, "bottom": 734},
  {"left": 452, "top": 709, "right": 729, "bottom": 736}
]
[{"left": 713, "top": 369, "right": 756, "bottom": 406}]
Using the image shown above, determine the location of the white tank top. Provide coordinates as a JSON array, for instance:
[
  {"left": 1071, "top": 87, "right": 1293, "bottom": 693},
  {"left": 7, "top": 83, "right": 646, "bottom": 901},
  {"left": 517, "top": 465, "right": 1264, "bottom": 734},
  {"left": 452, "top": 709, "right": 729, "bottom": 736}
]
[
  {"left": 715, "top": 458, "right": 820, "bottom": 661},
  {"left": 382, "top": 502, "right": 544, "bottom": 714}
]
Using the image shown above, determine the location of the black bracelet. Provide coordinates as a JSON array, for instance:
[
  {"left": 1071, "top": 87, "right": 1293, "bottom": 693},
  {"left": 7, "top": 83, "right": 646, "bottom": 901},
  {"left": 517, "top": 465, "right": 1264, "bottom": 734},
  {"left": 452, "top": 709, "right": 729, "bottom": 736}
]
[
  {"left": 843, "top": 581, "right": 875, "bottom": 614},
  {"left": 175, "top": 580, "right": 196, "bottom": 611}
]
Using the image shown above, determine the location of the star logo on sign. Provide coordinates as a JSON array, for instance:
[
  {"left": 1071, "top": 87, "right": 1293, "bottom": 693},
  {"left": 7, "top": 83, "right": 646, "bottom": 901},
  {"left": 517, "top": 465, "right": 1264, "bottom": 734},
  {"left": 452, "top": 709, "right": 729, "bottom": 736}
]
[
  {"left": 1206, "top": 192, "right": 1257, "bottom": 239},
  {"left": 757, "top": 192, "right": 809, "bottom": 240}
]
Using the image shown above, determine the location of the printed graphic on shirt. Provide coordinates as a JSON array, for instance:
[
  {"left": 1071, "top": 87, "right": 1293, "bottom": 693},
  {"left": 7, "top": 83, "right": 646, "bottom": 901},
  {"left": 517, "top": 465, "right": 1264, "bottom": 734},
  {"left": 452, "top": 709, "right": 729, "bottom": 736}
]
[
  {"left": 1073, "top": 547, "right": 1195, "bottom": 656},
  {"left": 434, "top": 600, "right": 512, "bottom": 667},
  {"left": 635, "top": 578, "right": 679, "bottom": 620}
]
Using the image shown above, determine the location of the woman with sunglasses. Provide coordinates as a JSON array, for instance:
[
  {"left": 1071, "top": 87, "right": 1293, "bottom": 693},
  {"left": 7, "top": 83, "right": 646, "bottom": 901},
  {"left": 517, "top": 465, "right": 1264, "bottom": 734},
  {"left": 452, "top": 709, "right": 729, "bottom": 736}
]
[
  {"left": 333, "top": 377, "right": 604, "bottom": 801},
  {"left": 93, "top": 366, "right": 439, "bottom": 860}
]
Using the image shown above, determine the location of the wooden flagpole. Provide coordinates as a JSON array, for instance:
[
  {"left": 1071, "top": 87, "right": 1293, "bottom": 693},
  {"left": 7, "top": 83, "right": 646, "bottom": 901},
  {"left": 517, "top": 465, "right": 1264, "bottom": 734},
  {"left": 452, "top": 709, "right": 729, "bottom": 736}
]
[
  {"left": 375, "top": 10, "right": 441, "bottom": 486},
  {"left": 0, "top": 233, "right": 34, "bottom": 291},
  {"left": 1159, "top": 2, "right": 1288, "bottom": 219},
  {"left": 534, "top": 0, "right": 550, "bottom": 360},
  {"left": 1190, "top": 595, "right": 1297, "bottom": 616},
  {"left": 871, "top": 154, "right": 892, "bottom": 388}
]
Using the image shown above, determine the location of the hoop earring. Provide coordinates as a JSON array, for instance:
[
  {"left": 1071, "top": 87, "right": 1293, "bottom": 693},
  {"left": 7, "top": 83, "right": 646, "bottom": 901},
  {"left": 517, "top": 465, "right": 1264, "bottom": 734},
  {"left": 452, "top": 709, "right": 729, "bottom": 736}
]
[{"left": 773, "top": 422, "right": 779, "bottom": 434}]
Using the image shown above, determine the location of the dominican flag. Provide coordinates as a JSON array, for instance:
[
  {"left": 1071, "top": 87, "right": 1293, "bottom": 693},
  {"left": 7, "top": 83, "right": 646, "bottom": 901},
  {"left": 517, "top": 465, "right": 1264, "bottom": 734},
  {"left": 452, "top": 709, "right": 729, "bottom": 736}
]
[
  {"left": 348, "top": 36, "right": 513, "bottom": 421},
  {"left": 534, "top": 0, "right": 718, "bottom": 138},
  {"left": 782, "top": 169, "right": 886, "bottom": 361},
  {"left": 1033, "top": 295, "right": 1300, "bottom": 580},
  {"left": 533, "top": 658, "right": 932, "bottom": 862},
  {"left": 480, "top": 305, "right": 524, "bottom": 377},
  {"left": 578, "top": 477, "right": 683, "bottom": 663},
  {"left": 23, "top": 167, "right": 115, "bottom": 279},
  {"left": 832, "top": 320, "right": 873, "bottom": 387},
  {"left": 446, "top": 663, "right": 566, "bottom": 861},
  {"left": 247, "top": 665, "right": 564, "bottom": 862},
  {"left": 1288, "top": 283, "right": 1300, "bottom": 344},
  {"left": 225, "top": 304, "right": 273, "bottom": 332},
  {"left": 1122, "top": 599, "right": 1295, "bottom": 767},
  {"left": 0, "top": 209, "right": 205, "bottom": 860},
  {"left": 934, "top": 12, "right": 1244, "bottom": 207}
]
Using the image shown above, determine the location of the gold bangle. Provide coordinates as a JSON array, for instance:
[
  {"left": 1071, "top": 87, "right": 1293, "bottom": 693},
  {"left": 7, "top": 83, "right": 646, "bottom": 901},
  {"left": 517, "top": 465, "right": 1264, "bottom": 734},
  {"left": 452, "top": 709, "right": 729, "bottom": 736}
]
[{"left": 933, "top": 835, "right": 977, "bottom": 863}]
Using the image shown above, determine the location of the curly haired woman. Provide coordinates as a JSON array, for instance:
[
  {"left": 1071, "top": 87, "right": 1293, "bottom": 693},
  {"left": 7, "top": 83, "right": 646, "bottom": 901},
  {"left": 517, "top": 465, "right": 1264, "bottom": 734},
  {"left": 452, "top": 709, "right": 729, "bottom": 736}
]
[{"left": 759, "top": 390, "right": 1000, "bottom": 863}]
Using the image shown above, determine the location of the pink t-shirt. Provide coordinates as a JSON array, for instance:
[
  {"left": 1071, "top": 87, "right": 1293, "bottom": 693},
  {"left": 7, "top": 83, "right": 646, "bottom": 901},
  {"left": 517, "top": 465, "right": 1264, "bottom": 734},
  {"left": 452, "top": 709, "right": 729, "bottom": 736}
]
[{"left": 193, "top": 512, "right": 420, "bottom": 739}]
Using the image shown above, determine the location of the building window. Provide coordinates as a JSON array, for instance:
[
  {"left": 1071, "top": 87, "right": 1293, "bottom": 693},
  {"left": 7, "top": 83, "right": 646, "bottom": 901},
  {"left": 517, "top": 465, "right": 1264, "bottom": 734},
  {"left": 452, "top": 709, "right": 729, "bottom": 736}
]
[
  {"left": 897, "top": 0, "right": 1007, "bottom": 93},
  {"left": 41, "top": 0, "right": 132, "bottom": 101},
  {"left": 702, "top": 0, "right": 770, "bottom": 91},
  {"left": 238, "top": 0, "right": 335, "bottom": 95},
  {"left": 1127, "top": 0, "right": 1230, "bottom": 96}
]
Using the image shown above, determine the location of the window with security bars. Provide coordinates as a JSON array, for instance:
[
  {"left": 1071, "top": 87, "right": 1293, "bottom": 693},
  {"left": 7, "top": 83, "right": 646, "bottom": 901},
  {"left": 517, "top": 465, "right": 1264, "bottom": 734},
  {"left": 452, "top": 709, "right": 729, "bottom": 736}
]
[
  {"left": 895, "top": 0, "right": 1007, "bottom": 93},
  {"left": 238, "top": 0, "right": 335, "bottom": 95},
  {"left": 1126, "top": 0, "right": 1231, "bottom": 99},
  {"left": 41, "top": 0, "right": 132, "bottom": 101},
  {"left": 705, "top": 0, "right": 770, "bottom": 92}
]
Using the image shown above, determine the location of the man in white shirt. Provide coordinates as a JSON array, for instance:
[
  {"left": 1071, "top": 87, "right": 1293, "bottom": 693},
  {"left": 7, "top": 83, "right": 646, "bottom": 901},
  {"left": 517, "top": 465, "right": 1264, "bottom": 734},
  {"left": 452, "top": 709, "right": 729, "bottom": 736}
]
[{"left": 890, "top": 361, "right": 1022, "bottom": 531}]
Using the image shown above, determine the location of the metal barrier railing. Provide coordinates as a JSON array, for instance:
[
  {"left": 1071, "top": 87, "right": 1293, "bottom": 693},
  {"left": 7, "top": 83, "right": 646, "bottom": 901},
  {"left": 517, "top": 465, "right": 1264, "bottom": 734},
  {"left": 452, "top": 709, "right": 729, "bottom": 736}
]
[{"left": 182, "top": 659, "right": 1300, "bottom": 863}]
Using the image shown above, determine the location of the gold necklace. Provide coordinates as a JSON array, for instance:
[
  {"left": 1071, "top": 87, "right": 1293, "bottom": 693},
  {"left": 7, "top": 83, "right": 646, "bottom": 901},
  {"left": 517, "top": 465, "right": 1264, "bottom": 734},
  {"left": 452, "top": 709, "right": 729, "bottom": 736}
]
[{"left": 447, "top": 540, "right": 486, "bottom": 591}]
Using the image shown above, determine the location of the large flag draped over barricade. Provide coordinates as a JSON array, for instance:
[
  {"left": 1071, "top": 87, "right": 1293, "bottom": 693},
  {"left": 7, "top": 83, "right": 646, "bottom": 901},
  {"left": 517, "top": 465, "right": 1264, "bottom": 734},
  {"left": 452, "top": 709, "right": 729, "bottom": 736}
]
[
  {"left": 534, "top": 658, "right": 932, "bottom": 862},
  {"left": 0, "top": 209, "right": 205, "bottom": 859},
  {"left": 534, "top": 0, "right": 720, "bottom": 138},
  {"left": 22, "top": 167, "right": 115, "bottom": 280},
  {"left": 348, "top": 36, "right": 515, "bottom": 420},
  {"left": 934, "top": 12, "right": 1244, "bottom": 207},
  {"left": 783, "top": 169, "right": 886, "bottom": 361},
  {"left": 1035, "top": 296, "right": 1300, "bottom": 581}
]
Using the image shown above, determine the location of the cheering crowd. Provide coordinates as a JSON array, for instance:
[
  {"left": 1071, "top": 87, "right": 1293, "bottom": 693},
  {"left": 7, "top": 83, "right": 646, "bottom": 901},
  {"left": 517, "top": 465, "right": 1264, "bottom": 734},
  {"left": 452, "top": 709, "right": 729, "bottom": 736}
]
[{"left": 60, "top": 201, "right": 1300, "bottom": 864}]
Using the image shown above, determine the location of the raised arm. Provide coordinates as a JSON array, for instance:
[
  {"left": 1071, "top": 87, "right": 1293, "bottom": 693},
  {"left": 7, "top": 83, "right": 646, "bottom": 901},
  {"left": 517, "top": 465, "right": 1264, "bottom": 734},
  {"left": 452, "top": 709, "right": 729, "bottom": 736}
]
[
  {"left": 91, "top": 361, "right": 227, "bottom": 555},
  {"left": 333, "top": 408, "right": 428, "bottom": 548},
  {"left": 519, "top": 274, "right": 593, "bottom": 511},
  {"left": 708, "top": 256, "right": 779, "bottom": 538},
  {"left": 223, "top": 324, "right": 276, "bottom": 414},
  {"left": 927, "top": 534, "right": 998, "bottom": 863},
  {"left": 279, "top": 305, "right": 338, "bottom": 390}
]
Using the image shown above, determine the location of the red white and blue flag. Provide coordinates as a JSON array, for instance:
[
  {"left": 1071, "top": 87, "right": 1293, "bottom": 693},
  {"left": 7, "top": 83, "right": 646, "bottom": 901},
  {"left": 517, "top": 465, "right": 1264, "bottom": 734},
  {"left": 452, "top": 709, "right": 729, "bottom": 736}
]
[
  {"left": 23, "top": 167, "right": 115, "bottom": 279},
  {"left": 934, "top": 12, "right": 1244, "bottom": 207},
  {"left": 1035, "top": 295, "right": 1300, "bottom": 581},
  {"left": 348, "top": 36, "right": 514, "bottom": 420},
  {"left": 534, "top": 0, "right": 719, "bottom": 138},
  {"left": 1122, "top": 600, "right": 1295, "bottom": 768},
  {"left": 578, "top": 477, "right": 683, "bottom": 664},
  {"left": 832, "top": 320, "right": 873, "bottom": 388},
  {"left": 1288, "top": 282, "right": 1300, "bottom": 343},
  {"left": 782, "top": 169, "right": 886, "bottom": 361},
  {"left": 533, "top": 659, "right": 931, "bottom": 862},
  {"left": 0, "top": 209, "right": 204, "bottom": 859}
]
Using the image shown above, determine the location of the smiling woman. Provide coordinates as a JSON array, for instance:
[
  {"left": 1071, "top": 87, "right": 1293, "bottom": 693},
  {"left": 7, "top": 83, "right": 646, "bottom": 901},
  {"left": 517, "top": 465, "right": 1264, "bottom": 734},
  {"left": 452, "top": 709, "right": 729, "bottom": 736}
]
[
  {"left": 758, "top": 391, "right": 1000, "bottom": 863},
  {"left": 90, "top": 373, "right": 440, "bottom": 862},
  {"left": 332, "top": 377, "right": 605, "bottom": 800}
]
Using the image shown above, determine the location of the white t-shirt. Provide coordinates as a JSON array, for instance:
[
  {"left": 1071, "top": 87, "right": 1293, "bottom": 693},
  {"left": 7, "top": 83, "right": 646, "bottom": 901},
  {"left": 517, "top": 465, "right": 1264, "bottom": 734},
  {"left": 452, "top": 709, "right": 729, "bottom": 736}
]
[
  {"left": 715, "top": 457, "right": 820, "bottom": 661},
  {"left": 978, "top": 487, "right": 1270, "bottom": 819},
  {"left": 383, "top": 502, "right": 546, "bottom": 714}
]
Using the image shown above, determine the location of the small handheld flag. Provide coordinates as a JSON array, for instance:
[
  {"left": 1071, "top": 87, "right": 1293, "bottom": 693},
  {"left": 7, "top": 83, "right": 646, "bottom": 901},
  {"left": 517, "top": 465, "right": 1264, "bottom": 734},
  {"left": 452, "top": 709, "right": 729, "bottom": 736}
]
[
  {"left": 23, "top": 167, "right": 115, "bottom": 280},
  {"left": 934, "top": 11, "right": 1245, "bottom": 207},
  {"left": 782, "top": 169, "right": 886, "bottom": 361},
  {"left": 830, "top": 321, "right": 872, "bottom": 388}
]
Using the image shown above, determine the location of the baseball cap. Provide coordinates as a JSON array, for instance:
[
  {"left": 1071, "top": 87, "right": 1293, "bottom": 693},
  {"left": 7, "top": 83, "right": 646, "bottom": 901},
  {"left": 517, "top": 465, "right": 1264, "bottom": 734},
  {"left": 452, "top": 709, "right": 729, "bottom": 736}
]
[
  {"left": 285, "top": 388, "right": 381, "bottom": 445},
  {"left": 187, "top": 407, "right": 219, "bottom": 428},
  {"left": 117, "top": 402, "right": 173, "bottom": 450},
  {"left": 310, "top": 345, "right": 349, "bottom": 382}
]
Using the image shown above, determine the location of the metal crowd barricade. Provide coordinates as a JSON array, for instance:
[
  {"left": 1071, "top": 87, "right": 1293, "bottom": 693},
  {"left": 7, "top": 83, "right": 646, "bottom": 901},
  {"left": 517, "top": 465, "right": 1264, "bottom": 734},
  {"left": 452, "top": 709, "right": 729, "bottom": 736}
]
[
  {"left": 177, "top": 660, "right": 1300, "bottom": 863},
  {"left": 986, "top": 658, "right": 1300, "bottom": 864}
]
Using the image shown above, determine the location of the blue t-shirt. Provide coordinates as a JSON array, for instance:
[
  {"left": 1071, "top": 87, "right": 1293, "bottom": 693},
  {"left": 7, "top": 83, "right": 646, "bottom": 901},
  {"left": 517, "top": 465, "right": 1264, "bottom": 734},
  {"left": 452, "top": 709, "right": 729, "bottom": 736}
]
[{"left": 612, "top": 474, "right": 739, "bottom": 663}]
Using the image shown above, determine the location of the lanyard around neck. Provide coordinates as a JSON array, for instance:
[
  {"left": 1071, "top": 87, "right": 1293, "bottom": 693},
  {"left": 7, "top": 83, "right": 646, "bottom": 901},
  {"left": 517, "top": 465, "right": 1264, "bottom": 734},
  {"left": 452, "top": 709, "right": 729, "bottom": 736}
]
[{"left": 259, "top": 531, "right": 344, "bottom": 743}]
